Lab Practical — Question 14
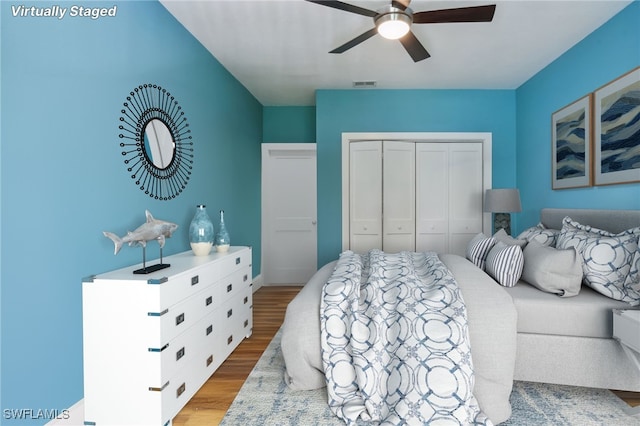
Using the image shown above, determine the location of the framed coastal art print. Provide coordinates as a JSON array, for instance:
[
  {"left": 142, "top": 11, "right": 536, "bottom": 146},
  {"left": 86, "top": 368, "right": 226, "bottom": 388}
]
[
  {"left": 551, "top": 94, "right": 592, "bottom": 189},
  {"left": 593, "top": 66, "right": 640, "bottom": 186}
]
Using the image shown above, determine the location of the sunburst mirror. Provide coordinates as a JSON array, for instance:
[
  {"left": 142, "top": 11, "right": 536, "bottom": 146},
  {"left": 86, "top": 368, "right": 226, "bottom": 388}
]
[{"left": 118, "top": 84, "right": 193, "bottom": 200}]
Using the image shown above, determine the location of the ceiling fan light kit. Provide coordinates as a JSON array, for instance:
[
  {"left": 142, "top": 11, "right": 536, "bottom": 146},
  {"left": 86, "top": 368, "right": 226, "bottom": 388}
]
[
  {"left": 306, "top": 0, "right": 496, "bottom": 62},
  {"left": 376, "top": 6, "right": 412, "bottom": 40}
]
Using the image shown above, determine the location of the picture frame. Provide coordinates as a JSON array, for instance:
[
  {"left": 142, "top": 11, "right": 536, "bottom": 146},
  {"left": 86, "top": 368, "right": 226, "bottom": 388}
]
[
  {"left": 593, "top": 66, "right": 640, "bottom": 186},
  {"left": 551, "top": 94, "right": 592, "bottom": 189}
]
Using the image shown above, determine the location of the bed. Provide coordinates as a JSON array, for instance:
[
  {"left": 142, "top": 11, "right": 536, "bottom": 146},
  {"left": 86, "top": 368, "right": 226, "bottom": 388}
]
[
  {"left": 280, "top": 208, "right": 640, "bottom": 425},
  {"left": 282, "top": 252, "right": 518, "bottom": 424},
  {"left": 504, "top": 208, "right": 640, "bottom": 392}
]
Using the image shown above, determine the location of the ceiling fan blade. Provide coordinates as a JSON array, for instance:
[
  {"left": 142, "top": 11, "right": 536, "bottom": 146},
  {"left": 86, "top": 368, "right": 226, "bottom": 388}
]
[
  {"left": 330, "top": 27, "right": 378, "bottom": 54},
  {"left": 305, "top": 0, "right": 377, "bottom": 17},
  {"left": 399, "top": 31, "right": 431, "bottom": 62},
  {"left": 413, "top": 5, "right": 496, "bottom": 24},
  {"left": 392, "top": 0, "right": 411, "bottom": 11}
]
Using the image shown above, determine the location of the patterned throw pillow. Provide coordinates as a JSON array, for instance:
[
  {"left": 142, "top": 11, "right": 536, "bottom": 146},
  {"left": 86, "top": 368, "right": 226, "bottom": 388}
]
[
  {"left": 485, "top": 241, "right": 525, "bottom": 287},
  {"left": 556, "top": 217, "right": 640, "bottom": 305},
  {"left": 517, "top": 222, "right": 560, "bottom": 247},
  {"left": 465, "top": 233, "right": 496, "bottom": 270}
]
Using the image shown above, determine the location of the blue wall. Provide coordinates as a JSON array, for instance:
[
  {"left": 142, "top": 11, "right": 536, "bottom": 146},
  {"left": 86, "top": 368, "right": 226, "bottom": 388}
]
[
  {"left": 516, "top": 1, "right": 640, "bottom": 229},
  {"left": 263, "top": 106, "right": 316, "bottom": 142},
  {"left": 315, "top": 89, "right": 516, "bottom": 266},
  {"left": 1, "top": 1, "right": 262, "bottom": 422}
]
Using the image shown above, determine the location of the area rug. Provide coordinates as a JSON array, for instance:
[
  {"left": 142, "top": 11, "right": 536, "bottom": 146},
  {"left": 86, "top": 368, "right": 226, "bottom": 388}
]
[{"left": 221, "top": 329, "right": 639, "bottom": 425}]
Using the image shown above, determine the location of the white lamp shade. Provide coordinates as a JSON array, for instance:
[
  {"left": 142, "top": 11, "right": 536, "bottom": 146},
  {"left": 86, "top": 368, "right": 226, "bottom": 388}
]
[{"left": 484, "top": 188, "right": 522, "bottom": 213}]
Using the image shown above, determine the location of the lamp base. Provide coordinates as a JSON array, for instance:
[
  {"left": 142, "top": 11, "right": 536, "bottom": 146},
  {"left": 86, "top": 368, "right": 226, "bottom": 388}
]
[{"left": 493, "top": 212, "right": 512, "bottom": 235}]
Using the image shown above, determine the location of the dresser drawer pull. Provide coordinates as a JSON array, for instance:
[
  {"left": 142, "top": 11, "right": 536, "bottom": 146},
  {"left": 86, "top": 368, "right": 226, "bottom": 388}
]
[
  {"left": 191, "top": 275, "right": 199, "bottom": 286},
  {"left": 206, "top": 296, "right": 213, "bottom": 306},
  {"left": 244, "top": 296, "right": 248, "bottom": 304},
  {"left": 176, "top": 382, "right": 186, "bottom": 398},
  {"left": 176, "top": 313, "right": 185, "bottom": 326},
  {"left": 206, "top": 355, "right": 213, "bottom": 367},
  {"left": 235, "top": 257, "right": 241, "bottom": 265},
  {"left": 227, "top": 335, "right": 233, "bottom": 345},
  {"left": 227, "top": 309, "right": 233, "bottom": 318},
  {"left": 149, "top": 381, "right": 169, "bottom": 392},
  {"left": 244, "top": 319, "right": 249, "bottom": 328},
  {"left": 243, "top": 274, "right": 248, "bottom": 282},
  {"left": 206, "top": 325, "right": 213, "bottom": 336},
  {"left": 176, "top": 347, "right": 185, "bottom": 361},
  {"left": 227, "top": 284, "right": 232, "bottom": 293}
]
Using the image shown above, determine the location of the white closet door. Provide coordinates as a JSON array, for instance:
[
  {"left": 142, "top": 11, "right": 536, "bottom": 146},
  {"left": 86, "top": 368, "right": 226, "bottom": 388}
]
[
  {"left": 449, "top": 143, "right": 484, "bottom": 255},
  {"left": 416, "top": 144, "right": 449, "bottom": 253},
  {"left": 416, "top": 142, "right": 483, "bottom": 256},
  {"left": 383, "top": 141, "right": 415, "bottom": 252},
  {"left": 349, "top": 141, "right": 382, "bottom": 253}
]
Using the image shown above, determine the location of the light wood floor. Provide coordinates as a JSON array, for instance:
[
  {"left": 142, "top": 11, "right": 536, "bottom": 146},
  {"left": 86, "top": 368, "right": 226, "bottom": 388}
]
[{"left": 173, "top": 285, "right": 640, "bottom": 425}]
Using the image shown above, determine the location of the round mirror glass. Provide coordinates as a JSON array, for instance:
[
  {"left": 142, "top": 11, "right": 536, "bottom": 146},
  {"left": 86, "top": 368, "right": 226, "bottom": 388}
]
[{"left": 143, "top": 119, "right": 175, "bottom": 169}]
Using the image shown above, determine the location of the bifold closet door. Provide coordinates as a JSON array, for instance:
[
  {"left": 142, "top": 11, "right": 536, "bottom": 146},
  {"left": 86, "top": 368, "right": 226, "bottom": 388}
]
[
  {"left": 416, "top": 142, "right": 483, "bottom": 256},
  {"left": 382, "top": 141, "right": 415, "bottom": 252},
  {"left": 349, "top": 141, "right": 382, "bottom": 253}
]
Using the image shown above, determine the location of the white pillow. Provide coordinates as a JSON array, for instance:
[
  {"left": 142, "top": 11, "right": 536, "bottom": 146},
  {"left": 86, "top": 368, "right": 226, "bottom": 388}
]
[
  {"left": 556, "top": 217, "right": 640, "bottom": 305},
  {"left": 521, "top": 241, "right": 582, "bottom": 297},
  {"left": 465, "top": 233, "right": 496, "bottom": 270},
  {"left": 485, "top": 241, "right": 524, "bottom": 288},
  {"left": 516, "top": 222, "right": 559, "bottom": 247}
]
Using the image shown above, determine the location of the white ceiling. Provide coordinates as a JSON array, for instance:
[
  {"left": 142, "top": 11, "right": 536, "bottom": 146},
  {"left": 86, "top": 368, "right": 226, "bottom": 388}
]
[{"left": 160, "top": 0, "right": 632, "bottom": 106}]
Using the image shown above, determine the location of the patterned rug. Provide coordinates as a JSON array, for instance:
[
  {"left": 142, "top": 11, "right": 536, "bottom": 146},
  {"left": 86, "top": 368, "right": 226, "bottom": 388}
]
[{"left": 221, "top": 329, "right": 639, "bottom": 425}]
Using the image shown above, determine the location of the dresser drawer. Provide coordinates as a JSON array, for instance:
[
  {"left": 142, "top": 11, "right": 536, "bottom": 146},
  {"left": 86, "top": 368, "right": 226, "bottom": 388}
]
[
  {"left": 150, "top": 263, "right": 220, "bottom": 311},
  {"left": 218, "top": 249, "right": 252, "bottom": 278},
  {"left": 143, "top": 309, "right": 217, "bottom": 388},
  {"left": 144, "top": 282, "right": 218, "bottom": 348},
  {"left": 217, "top": 267, "right": 251, "bottom": 305},
  {"left": 215, "top": 288, "right": 253, "bottom": 359}
]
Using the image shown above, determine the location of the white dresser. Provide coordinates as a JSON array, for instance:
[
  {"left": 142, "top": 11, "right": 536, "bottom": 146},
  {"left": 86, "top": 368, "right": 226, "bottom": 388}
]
[{"left": 82, "top": 247, "right": 253, "bottom": 425}]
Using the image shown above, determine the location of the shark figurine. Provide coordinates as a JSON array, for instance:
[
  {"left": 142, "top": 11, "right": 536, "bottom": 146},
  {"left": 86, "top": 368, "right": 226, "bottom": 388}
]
[{"left": 104, "top": 210, "right": 178, "bottom": 255}]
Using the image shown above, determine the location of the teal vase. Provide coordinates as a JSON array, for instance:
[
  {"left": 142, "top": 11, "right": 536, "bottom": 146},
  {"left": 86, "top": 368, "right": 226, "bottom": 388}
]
[
  {"left": 189, "top": 205, "right": 214, "bottom": 256},
  {"left": 215, "top": 210, "right": 231, "bottom": 252}
]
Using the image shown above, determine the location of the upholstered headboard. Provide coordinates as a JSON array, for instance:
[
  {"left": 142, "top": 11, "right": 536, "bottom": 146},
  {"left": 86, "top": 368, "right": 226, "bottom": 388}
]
[{"left": 540, "top": 208, "right": 640, "bottom": 233}]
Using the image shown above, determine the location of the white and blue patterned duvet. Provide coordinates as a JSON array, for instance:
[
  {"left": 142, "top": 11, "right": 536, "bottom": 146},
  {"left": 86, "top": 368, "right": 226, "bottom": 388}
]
[{"left": 321, "top": 250, "right": 491, "bottom": 426}]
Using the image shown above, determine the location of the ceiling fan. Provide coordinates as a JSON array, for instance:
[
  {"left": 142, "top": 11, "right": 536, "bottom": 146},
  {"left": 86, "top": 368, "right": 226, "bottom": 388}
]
[{"left": 306, "top": 0, "right": 496, "bottom": 62}]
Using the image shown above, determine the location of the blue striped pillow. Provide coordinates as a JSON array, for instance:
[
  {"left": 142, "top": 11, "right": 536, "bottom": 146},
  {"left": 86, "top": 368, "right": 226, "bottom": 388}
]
[
  {"left": 465, "top": 233, "right": 497, "bottom": 270},
  {"left": 485, "top": 241, "right": 524, "bottom": 287}
]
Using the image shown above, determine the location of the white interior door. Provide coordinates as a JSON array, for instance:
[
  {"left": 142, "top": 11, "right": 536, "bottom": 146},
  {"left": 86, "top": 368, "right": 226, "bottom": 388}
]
[
  {"left": 383, "top": 141, "right": 415, "bottom": 252},
  {"left": 349, "top": 141, "right": 382, "bottom": 253},
  {"left": 449, "top": 143, "right": 484, "bottom": 255},
  {"left": 262, "top": 144, "right": 317, "bottom": 285},
  {"left": 416, "top": 143, "right": 449, "bottom": 253}
]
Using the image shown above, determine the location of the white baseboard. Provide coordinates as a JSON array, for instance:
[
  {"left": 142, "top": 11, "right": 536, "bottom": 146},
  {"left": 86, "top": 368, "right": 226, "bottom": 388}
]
[
  {"left": 46, "top": 399, "right": 84, "bottom": 425},
  {"left": 252, "top": 273, "right": 263, "bottom": 293}
]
